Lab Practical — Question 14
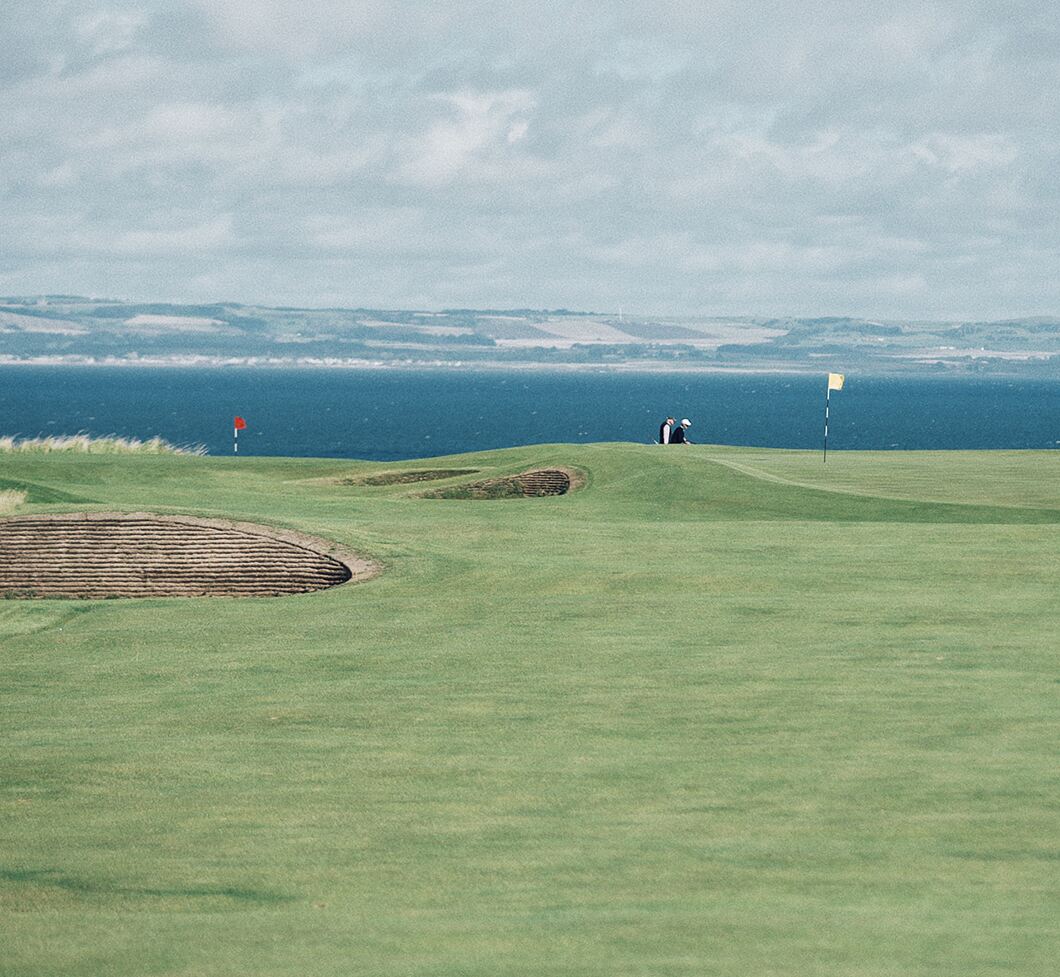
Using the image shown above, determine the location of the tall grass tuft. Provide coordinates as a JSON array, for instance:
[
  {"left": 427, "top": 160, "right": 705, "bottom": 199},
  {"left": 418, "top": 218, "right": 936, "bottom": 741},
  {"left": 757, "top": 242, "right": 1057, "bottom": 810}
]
[
  {"left": 0, "top": 434, "right": 207, "bottom": 455},
  {"left": 0, "top": 489, "right": 27, "bottom": 513}
]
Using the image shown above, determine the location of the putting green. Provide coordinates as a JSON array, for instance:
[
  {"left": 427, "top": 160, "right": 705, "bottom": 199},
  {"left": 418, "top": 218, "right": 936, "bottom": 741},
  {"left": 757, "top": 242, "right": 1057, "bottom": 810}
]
[{"left": 1, "top": 443, "right": 1057, "bottom": 976}]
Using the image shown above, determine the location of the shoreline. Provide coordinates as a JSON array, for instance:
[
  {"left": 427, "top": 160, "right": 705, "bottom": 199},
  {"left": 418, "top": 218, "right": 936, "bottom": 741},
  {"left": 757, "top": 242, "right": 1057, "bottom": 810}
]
[{"left": 0, "top": 354, "right": 1048, "bottom": 380}]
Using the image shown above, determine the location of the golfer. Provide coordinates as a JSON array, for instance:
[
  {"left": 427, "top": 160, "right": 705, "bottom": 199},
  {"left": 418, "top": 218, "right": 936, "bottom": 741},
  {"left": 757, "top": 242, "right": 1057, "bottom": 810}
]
[
  {"left": 671, "top": 418, "right": 692, "bottom": 444},
  {"left": 659, "top": 416, "right": 675, "bottom": 444}
]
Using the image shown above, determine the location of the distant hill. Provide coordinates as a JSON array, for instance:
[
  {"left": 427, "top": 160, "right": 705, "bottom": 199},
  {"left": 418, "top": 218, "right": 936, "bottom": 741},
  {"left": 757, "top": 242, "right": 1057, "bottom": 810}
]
[{"left": 1, "top": 297, "right": 1058, "bottom": 374}]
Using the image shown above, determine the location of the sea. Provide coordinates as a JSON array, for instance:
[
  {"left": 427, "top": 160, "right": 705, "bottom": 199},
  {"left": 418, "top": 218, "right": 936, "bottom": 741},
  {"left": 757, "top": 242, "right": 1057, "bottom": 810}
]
[{"left": 1, "top": 366, "right": 1058, "bottom": 460}]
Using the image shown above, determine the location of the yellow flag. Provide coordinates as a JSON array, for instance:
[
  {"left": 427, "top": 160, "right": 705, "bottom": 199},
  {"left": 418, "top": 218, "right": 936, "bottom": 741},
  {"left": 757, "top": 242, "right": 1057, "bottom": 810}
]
[{"left": 828, "top": 372, "right": 845, "bottom": 391}]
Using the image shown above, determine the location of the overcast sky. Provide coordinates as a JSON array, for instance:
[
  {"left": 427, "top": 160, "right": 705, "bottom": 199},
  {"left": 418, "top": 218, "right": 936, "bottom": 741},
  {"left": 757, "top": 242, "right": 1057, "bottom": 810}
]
[{"left": 2, "top": 1, "right": 1057, "bottom": 318}]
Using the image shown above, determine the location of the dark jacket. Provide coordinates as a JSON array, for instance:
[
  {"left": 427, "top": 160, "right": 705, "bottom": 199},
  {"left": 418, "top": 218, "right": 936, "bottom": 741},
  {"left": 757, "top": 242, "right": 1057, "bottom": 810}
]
[
  {"left": 659, "top": 421, "right": 672, "bottom": 444},
  {"left": 671, "top": 426, "right": 688, "bottom": 444}
]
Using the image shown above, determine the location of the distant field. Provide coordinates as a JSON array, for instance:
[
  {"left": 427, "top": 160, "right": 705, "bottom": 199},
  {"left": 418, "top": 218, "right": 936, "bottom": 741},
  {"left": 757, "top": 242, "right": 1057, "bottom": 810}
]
[
  {"left": 1, "top": 444, "right": 1058, "bottom": 976},
  {"left": 3, "top": 298, "right": 1059, "bottom": 372}
]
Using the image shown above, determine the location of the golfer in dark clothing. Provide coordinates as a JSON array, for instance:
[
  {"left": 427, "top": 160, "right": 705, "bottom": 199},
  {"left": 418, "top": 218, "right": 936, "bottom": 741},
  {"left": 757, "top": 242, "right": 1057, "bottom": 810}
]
[
  {"left": 671, "top": 418, "right": 692, "bottom": 443},
  {"left": 659, "top": 417, "right": 675, "bottom": 444}
]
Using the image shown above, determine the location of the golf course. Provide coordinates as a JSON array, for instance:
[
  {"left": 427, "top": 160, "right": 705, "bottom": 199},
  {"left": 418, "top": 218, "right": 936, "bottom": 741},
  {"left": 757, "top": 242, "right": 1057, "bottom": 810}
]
[{"left": 2, "top": 442, "right": 1058, "bottom": 976}]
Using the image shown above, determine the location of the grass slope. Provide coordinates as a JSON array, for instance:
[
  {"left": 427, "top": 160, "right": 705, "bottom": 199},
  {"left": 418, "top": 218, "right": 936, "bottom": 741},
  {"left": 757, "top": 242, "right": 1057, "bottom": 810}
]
[{"left": 1, "top": 444, "right": 1058, "bottom": 976}]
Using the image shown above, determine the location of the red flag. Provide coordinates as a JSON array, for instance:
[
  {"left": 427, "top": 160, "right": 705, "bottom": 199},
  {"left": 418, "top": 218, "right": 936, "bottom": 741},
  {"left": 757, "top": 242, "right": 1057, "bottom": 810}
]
[{"left": 234, "top": 416, "right": 247, "bottom": 430}]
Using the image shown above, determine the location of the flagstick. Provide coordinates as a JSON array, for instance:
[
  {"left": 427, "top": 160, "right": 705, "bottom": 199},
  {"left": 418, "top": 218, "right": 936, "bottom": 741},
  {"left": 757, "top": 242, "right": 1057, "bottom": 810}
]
[
  {"left": 823, "top": 388, "right": 830, "bottom": 463},
  {"left": 234, "top": 426, "right": 238, "bottom": 455}
]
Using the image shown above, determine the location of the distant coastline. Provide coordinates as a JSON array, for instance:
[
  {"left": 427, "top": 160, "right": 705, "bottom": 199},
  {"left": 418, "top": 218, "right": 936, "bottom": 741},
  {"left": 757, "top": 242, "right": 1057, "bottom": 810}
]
[
  {"left": 0, "top": 353, "right": 818, "bottom": 375},
  {"left": 0, "top": 354, "right": 1050, "bottom": 380},
  {"left": 2, "top": 298, "right": 1059, "bottom": 377}
]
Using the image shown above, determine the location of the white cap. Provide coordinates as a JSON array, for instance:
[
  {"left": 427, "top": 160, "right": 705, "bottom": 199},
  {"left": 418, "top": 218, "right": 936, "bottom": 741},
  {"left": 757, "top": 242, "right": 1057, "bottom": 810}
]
[{"left": 681, "top": 418, "right": 691, "bottom": 426}]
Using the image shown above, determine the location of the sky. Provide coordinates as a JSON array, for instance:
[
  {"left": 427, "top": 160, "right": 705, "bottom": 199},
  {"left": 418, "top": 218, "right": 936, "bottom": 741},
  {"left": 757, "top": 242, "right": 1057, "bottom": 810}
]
[{"left": 1, "top": 1, "right": 1058, "bottom": 319}]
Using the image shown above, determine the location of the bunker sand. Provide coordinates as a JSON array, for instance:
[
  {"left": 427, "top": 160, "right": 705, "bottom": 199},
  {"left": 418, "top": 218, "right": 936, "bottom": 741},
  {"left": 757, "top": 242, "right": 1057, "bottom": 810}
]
[{"left": 0, "top": 512, "right": 377, "bottom": 599}]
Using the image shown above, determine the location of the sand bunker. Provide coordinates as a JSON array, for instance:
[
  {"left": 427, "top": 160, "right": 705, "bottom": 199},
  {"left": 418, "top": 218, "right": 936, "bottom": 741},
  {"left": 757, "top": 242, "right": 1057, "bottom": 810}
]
[
  {"left": 0, "top": 513, "right": 376, "bottom": 599},
  {"left": 424, "top": 469, "right": 574, "bottom": 499}
]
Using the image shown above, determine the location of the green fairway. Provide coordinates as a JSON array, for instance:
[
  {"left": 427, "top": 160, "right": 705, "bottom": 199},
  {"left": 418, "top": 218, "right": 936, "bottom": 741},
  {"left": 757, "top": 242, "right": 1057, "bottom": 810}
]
[{"left": 2, "top": 444, "right": 1058, "bottom": 976}]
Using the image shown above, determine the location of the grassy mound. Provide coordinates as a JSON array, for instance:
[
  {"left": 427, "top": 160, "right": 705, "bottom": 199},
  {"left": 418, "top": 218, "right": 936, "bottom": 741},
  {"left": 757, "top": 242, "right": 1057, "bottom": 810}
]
[{"left": 1, "top": 442, "right": 1058, "bottom": 976}]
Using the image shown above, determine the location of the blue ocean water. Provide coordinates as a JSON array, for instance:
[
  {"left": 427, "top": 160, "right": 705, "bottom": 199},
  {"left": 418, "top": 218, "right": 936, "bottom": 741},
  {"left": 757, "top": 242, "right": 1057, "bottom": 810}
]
[{"left": 0, "top": 367, "right": 1058, "bottom": 460}]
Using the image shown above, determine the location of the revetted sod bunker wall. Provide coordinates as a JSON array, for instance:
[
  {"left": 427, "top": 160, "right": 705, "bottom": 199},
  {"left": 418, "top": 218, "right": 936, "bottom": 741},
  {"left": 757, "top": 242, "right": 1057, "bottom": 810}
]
[
  {"left": 508, "top": 470, "right": 572, "bottom": 495},
  {"left": 0, "top": 513, "right": 372, "bottom": 599},
  {"left": 423, "top": 469, "right": 574, "bottom": 499}
]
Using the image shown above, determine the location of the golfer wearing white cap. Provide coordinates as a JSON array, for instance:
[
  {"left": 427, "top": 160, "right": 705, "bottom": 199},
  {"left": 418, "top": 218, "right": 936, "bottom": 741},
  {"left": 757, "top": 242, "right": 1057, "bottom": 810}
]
[{"left": 670, "top": 419, "right": 692, "bottom": 444}]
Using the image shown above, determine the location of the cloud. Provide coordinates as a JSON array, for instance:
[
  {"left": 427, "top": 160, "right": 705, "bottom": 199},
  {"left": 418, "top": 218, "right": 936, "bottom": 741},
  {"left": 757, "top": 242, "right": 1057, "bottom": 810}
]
[
  {"left": 185, "top": 0, "right": 391, "bottom": 56},
  {"left": 0, "top": 1, "right": 1058, "bottom": 317},
  {"left": 593, "top": 39, "right": 692, "bottom": 83},
  {"left": 74, "top": 10, "right": 147, "bottom": 57},
  {"left": 394, "top": 90, "right": 539, "bottom": 186},
  {"left": 909, "top": 133, "right": 1019, "bottom": 173},
  {"left": 115, "top": 216, "right": 235, "bottom": 255}
]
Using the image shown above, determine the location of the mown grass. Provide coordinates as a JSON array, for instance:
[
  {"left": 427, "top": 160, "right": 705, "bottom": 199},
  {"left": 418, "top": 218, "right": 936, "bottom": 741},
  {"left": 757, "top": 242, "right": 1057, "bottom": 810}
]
[{"left": 1, "top": 443, "right": 1058, "bottom": 976}]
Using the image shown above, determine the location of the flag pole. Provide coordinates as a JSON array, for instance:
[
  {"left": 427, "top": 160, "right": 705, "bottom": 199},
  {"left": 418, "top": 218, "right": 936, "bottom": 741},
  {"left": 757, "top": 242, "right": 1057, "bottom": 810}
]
[
  {"left": 823, "top": 373, "right": 844, "bottom": 461},
  {"left": 233, "top": 416, "right": 247, "bottom": 454},
  {"left": 823, "top": 386, "right": 829, "bottom": 463}
]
